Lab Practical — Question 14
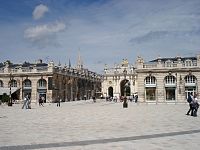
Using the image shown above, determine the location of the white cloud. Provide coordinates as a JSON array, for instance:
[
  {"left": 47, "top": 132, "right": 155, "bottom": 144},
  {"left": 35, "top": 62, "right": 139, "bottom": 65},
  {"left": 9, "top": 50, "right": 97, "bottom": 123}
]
[
  {"left": 24, "top": 22, "right": 66, "bottom": 47},
  {"left": 33, "top": 4, "right": 49, "bottom": 20}
]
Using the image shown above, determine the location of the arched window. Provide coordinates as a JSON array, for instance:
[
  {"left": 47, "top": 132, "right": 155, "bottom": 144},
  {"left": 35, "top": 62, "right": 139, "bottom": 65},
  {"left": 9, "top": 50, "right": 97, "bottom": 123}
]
[
  {"left": 145, "top": 76, "right": 156, "bottom": 85},
  {"left": 165, "top": 75, "right": 176, "bottom": 84},
  {"left": 23, "top": 79, "right": 31, "bottom": 87},
  {"left": 0, "top": 80, "right": 3, "bottom": 87},
  {"left": 185, "top": 75, "right": 196, "bottom": 83},
  {"left": 10, "top": 80, "right": 17, "bottom": 87},
  {"left": 37, "top": 79, "right": 47, "bottom": 88}
]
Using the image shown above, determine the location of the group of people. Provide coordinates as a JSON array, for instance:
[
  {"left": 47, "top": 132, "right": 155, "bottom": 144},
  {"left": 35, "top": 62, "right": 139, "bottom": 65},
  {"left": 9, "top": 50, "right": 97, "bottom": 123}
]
[
  {"left": 106, "top": 94, "right": 138, "bottom": 103},
  {"left": 186, "top": 93, "right": 199, "bottom": 117}
]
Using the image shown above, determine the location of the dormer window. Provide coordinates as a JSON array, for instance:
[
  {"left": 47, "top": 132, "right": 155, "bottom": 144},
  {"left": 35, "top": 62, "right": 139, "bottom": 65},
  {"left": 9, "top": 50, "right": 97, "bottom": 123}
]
[
  {"left": 185, "top": 60, "right": 192, "bottom": 67},
  {"left": 165, "top": 60, "right": 172, "bottom": 67}
]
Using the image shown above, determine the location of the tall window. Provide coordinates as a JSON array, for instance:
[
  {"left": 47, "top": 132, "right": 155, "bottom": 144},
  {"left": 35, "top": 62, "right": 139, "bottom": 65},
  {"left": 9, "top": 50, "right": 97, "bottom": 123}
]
[
  {"left": 38, "top": 79, "right": 47, "bottom": 88},
  {"left": 185, "top": 75, "right": 196, "bottom": 83},
  {"left": 165, "top": 75, "right": 176, "bottom": 84},
  {"left": 23, "top": 79, "right": 31, "bottom": 87},
  {"left": 145, "top": 76, "right": 156, "bottom": 84}
]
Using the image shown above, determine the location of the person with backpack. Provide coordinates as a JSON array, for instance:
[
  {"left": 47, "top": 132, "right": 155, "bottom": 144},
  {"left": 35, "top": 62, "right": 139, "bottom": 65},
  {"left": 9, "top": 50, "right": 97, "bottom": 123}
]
[{"left": 186, "top": 93, "right": 194, "bottom": 116}]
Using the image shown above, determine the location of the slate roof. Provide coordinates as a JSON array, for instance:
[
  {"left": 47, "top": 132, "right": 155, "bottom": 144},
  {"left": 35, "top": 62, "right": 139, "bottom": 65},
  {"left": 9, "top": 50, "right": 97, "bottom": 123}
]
[{"left": 149, "top": 57, "right": 197, "bottom": 62}]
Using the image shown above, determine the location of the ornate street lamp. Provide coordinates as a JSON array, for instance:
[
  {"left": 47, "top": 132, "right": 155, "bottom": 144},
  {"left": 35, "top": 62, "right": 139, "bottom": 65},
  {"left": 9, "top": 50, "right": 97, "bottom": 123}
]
[{"left": 8, "top": 73, "right": 13, "bottom": 106}]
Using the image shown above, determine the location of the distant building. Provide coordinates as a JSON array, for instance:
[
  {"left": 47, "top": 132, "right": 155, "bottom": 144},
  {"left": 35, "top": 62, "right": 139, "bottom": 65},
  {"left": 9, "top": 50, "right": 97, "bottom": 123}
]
[
  {"left": 102, "top": 55, "right": 200, "bottom": 103},
  {"left": 0, "top": 57, "right": 102, "bottom": 103}
]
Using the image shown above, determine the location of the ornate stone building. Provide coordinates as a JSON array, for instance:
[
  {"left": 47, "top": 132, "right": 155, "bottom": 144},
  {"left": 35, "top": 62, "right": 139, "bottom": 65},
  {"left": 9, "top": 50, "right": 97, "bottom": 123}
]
[
  {"left": 102, "top": 55, "right": 200, "bottom": 103},
  {"left": 0, "top": 58, "right": 102, "bottom": 103}
]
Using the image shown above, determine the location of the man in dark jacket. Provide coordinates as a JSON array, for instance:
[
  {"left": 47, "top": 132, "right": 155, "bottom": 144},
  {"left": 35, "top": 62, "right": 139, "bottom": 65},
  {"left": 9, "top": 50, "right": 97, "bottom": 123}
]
[{"left": 186, "top": 93, "right": 194, "bottom": 116}]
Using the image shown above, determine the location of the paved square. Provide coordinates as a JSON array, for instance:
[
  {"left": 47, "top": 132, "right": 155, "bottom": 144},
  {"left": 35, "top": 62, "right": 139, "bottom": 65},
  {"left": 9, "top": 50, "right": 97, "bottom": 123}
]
[{"left": 0, "top": 100, "right": 200, "bottom": 150}]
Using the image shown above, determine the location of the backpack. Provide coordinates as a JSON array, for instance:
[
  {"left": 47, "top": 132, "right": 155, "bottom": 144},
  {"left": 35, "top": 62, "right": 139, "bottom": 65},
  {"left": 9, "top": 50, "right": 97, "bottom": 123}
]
[{"left": 187, "top": 95, "right": 192, "bottom": 103}]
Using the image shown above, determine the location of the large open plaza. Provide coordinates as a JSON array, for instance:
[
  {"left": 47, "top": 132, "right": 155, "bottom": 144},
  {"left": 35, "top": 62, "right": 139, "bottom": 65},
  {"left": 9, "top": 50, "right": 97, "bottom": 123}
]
[{"left": 1, "top": 99, "right": 200, "bottom": 150}]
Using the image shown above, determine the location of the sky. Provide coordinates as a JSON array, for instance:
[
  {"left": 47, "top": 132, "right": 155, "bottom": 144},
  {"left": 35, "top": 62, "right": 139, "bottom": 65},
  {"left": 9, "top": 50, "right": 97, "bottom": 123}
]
[{"left": 0, "top": 0, "right": 200, "bottom": 73}]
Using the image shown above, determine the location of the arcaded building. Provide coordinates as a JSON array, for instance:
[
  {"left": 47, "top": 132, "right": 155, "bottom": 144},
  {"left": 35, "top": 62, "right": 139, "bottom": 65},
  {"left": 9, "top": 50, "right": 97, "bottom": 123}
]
[
  {"left": 0, "top": 58, "right": 102, "bottom": 103},
  {"left": 102, "top": 55, "right": 200, "bottom": 103}
]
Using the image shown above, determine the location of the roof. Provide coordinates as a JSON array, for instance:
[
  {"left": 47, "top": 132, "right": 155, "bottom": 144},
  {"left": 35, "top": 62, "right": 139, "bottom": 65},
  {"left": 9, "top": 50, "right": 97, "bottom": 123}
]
[{"left": 149, "top": 57, "right": 197, "bottom": 62}]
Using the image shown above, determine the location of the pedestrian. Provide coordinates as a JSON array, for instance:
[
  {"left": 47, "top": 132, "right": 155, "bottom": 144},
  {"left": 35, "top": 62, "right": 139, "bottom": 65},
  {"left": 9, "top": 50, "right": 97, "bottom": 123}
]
[
  {"left": 123, "top": 96, "right": 128, "bottom": 108},
  {"left": 57, "top": 96, "right": 61, "bottom": 107},
  {"left": 93, "top": 96, "right": 96, "bottom": 102},
  {"left": 186, "top": 93, "right": 194, "bottom": 116},
  {"left": 26, "top": 95, "right": 31, "bottom": 109},
  {"left": 84, "top": 95, "right": 87, "bottom": 100},
  {"left": 193, "top": 94, "right": 199, "bottom": 117},
  {"left": 135, "top": 94, "right": 138, "bottom": 103},
  {"left": 39, "top": 96, "right": 44, "bottom": 107},
  {"left": 22, "top": 95, "right": 28, "bottom": 109}
]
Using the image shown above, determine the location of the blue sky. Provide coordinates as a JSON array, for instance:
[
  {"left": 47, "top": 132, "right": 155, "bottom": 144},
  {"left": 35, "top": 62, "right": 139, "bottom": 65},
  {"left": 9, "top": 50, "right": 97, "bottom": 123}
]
[{"left": 0, "top": 0, "right": 200, "bottom": 73}]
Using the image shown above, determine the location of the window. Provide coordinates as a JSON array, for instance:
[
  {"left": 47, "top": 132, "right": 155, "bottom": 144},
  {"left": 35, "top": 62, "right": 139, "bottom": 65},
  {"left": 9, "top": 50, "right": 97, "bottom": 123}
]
[
  {"left": 185, "top": 60, "right": 192, "bottom": 67},
  {"left": 165, "top": 75, "right": 176, "bottom": 84},
  {"left": 23, "top": 79, "right": 31, "bottom": 87},
  {"left": 145, "top": 76, "right": 156, "bottom": 84},
  {"left": 165, "top": 60, "right": 172, "bottom": 67},
  {"left": 38, "top": 79, "right": 47, "bottom": 88},
  {"left": 185, "top": 75, "right": 196, "bottom": 83},
  {"left": 10, "top": 80, "right": 17, "bottom": 87}
]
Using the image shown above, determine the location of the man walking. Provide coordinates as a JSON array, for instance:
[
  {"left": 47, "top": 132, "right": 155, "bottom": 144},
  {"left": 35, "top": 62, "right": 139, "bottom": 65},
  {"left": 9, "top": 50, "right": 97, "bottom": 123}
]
[{"left": 186, "top": 93, "right": 194, "bottom": 116}]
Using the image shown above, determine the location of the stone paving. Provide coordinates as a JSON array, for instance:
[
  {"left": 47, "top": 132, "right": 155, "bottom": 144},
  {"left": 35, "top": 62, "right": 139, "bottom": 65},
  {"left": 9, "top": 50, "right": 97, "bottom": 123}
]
[{"left": 0, "top": 99, "right": 200, "bottom": 150}]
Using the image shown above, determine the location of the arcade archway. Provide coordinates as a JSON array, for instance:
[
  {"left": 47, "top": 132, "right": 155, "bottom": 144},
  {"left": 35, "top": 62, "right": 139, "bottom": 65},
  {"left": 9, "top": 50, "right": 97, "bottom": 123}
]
[{"left": 120, "top": 79, "right": 130, "bottom": 96}]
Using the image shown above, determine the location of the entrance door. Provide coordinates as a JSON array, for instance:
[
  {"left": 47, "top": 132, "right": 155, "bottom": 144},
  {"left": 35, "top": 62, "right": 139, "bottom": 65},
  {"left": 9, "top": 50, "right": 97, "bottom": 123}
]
[{"left": 108, "top": 87, "right": 113, "bottom": 97}]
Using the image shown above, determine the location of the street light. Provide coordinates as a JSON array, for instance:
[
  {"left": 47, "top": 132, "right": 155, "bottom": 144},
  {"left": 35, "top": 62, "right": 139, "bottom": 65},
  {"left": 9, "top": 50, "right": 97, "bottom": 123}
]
[{"left": 8, "top": 73, "right": 13, "bottom": 106}]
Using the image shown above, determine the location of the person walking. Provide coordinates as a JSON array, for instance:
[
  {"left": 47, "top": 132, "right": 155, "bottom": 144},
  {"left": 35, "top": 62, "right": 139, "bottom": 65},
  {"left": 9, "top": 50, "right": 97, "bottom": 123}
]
[
  {"left": 186, "top": 93, "right": 194, "bottom": 116},
  {"left": 123, "top": 96, "right": 128, "bottom": 108},
  {"left": 57, "top": 96, "right": 61, "bottom": 107},
  {"left": 26, "top": 95, "right": 31, "bottom": 109},
  {"left": 39, "top": 96, "right": 44, "bottom": 107},
  {"left": 22, "top": 95, "right": 28, "bottom": 109},
  {"left": 193, "top": 94, "right": 199, "bottom": 117},
  {"left": 135, "top": 94, "right": 138, "bottom": 103}
]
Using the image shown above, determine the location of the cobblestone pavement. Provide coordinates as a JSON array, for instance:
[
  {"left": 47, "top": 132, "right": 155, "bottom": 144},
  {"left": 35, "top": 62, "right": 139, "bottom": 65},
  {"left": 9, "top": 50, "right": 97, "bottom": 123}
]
[{"left": 0, "top": 100, "right": 200, "bottom": 150}]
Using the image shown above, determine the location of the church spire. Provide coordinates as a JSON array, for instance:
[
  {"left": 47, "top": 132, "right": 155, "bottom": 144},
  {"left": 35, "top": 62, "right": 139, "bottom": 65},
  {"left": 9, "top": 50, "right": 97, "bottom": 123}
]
[
  {"left": 68, "top": 58, "right": 71, "bottom": 68},
  {"left": 77, "top": 50, "right": 83, "bottom": 69}
]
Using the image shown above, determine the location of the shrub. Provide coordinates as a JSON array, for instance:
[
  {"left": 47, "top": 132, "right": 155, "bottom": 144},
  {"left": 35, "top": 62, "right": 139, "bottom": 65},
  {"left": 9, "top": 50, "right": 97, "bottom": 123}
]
[{"left": 2, "top": 93, "right": 10, "bottom": 103}]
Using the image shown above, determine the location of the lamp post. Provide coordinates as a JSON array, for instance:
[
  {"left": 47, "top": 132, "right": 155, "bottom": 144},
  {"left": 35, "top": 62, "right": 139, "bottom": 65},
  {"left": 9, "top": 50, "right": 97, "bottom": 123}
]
[{"left": 8, "top": 73, "right": 12, "bottom": 106}]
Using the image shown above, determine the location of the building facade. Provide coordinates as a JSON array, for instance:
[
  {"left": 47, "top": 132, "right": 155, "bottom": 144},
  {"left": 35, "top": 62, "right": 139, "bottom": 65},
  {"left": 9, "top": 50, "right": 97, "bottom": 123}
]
[
  {"left": 102, "top": 55, "right": 200, "bottom": 103},
  {"left": 0, "top": 59, "right": 102, "bottom": 103}
]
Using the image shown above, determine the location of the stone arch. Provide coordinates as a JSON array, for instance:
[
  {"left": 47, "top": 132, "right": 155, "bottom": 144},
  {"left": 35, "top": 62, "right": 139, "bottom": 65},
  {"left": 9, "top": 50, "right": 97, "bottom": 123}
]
[
  {"left": 37, "top": 79, "right": 47, "bottom": 103},
  {"left": 184, "top": 74, "right": 197, "bottom": 100},
  {"left": 120, "top": 79, "right": 130, "bottom": 96},
  {"left": 0, "top": 80, "right": 3, "bottom": 87},
  {"left": 164, "top": 75, "right": 176, "bottom": 100},
  {"left": 23, "top": 79, "right": 32, "bottom": 99},
  {"left": 9, "top": 79, "right": 18, "bottom": 87}
]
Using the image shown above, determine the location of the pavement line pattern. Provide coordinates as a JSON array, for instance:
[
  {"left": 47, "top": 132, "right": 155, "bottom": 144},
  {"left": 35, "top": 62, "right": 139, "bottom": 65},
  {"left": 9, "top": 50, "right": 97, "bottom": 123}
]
[{"left": 1, "top": 129, "right": 200, "bottom": 150}]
